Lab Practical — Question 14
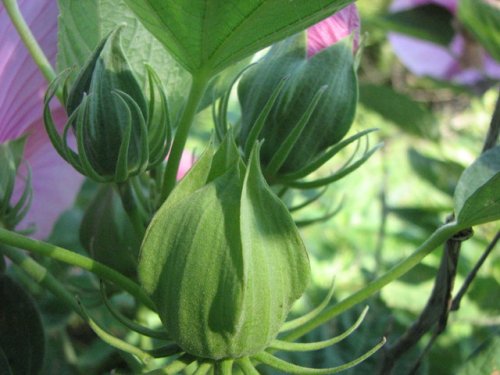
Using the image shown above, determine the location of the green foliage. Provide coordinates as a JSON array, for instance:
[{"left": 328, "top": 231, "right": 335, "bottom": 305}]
[
  {"left": 0, "top": 274, "right": 45, "bottom": 375},
  {"left": 359, "top": 84, "right": 438, "bottom": 140},
  {"left": 123, "top": 0, "right": 353, "bottom": 75},
  {"left": 454, "top": 146, "right": 500, "bottom": 227},
  {"left": 458, "top": 0, "right": 500, "bottom": 62},
  {"left": 376, "top": 4, "right": 455, "bottom": 46},
  {"left": 457, "top": 335, "right": 500, "bottom": 375}
]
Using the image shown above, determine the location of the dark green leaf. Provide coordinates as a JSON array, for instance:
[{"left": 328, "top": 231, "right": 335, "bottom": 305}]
[
  {"left": 0, "top": 274, "right": 45, "bottom": 375},
  {"left": 454, "top": 146, "right": 500, "bottom": 227},
  {"left": 359, "top": 84, "right": 438, "bottom": 140},
  {"left": 378, "top": 4, "right": 454, "bottom": 46},
  {"left": 408, "top": 148, "right": 464, "bottom": 196},
  {"left": 389, "top": 206, "right": 447, "bottom": 232},
  {"left": 458, "top": 0, "right": 500, "bottom": 61},
  {"left": 123, "top": 0, "right": 353, "bottom": 75}
]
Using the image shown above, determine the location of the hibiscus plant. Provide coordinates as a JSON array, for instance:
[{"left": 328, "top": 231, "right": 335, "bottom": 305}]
[{"left": 0, "top": 0, "right": 499, "bottom": 374}]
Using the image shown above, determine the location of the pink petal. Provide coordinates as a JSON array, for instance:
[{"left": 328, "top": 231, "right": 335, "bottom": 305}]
[
  {"left": 12, "top": 107, "right": 84, "bottom": 240},
  {"left": 390, "top": 0, "right": 456, "bottom": 13},
  {"left": 176, "top": 151, "right": 195, "bottom": 180},
  {"left": 0, "top": 0, "right": 59, "bottom": 142},
  {"left": 307, "top": 4, "right": 360, "bottom": 57}
]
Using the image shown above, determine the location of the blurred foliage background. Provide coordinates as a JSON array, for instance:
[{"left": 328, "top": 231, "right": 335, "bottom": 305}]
[{"left": 5, "top": 0, "right": 498, "bottom": 374}]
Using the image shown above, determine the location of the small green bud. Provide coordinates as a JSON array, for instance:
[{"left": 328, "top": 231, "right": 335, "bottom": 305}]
[
  {"left": 80, "top": 185, "right": 140, "bottom": 278},
  {"left": 238, "top": 33, "right": 358, "bottom": 181},
  {"left": 44, "top": 27, "right": 171, "bottom": 183},
  {"left": 139, "top": 136, "right": 310, "bottom": 360}
]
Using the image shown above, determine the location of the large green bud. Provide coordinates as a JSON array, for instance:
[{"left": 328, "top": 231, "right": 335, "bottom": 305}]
[
  {"left": 139, "top": 135, "right": 310, "bottom": 360},
  {"left": 44, "top": 27, "right": 171, "bottom": 183},
  {"left": 238, "top": 32, "right": 358, "bottom": 183}
]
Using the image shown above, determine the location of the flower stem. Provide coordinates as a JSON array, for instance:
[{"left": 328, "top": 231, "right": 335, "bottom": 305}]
[
  {"left": 0, "top": 245, "right": 85, "bottom": 317},
  {"left": 2, "top": 0, "right": 57, "bottom": 85},
  {"left": 161, "top": 72, "right": 211, "bottom": 201},
  {"left": 0, "top": 228, "right": 155, "bottom": 310},
  {"left": 283, "top": 221, "right": 462, "bottom": 341}
]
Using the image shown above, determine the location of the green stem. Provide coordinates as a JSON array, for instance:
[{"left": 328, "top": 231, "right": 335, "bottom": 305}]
[
  {"left": 0, "top": 245, "right": 84, "bottom": 317},
  {"left": 0, "top": 228, "right": 155, "bottom": 310},
  {"left": 2, "top": 0, "right": 57, "bottom": 85},
  {"left": 283, "top": 221, "right": 462, "bottom": 341},
  {"left": 161, "top": 72, "right": 211, "bottom": 201}
]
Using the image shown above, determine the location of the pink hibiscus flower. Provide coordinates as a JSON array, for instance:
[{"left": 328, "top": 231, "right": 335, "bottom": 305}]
[
  {"left": 388, "top": 0, "right": 500, "bottom": 85},
  {"left": 0, "top": 0, "right": 84, "bottom": 239},
  {"left": 307, "top": 3, "right": 360, "bottom": 57}
]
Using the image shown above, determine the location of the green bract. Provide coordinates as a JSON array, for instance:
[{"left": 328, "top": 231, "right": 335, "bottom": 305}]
[
  {"left": 44, "top": 27, "right": 171, "bottom": 183},
  {"left": 139, "top": 136, "right": 310, "bottom": 359},
  {"left": 237, "top": 33, "right": 358, "bottom": 182}
]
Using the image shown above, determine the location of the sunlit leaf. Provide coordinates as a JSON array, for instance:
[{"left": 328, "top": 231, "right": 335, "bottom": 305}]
[
  {"left": 454, "top": 146, "right": 500, "bottom": 227},
  {"left": 123, "top": 0, "right": 353, "bottom": 75}
]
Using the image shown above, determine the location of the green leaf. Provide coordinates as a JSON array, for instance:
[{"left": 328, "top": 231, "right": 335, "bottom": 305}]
[
  {"left": 123, "top": 0, "right": 354, "bottom": 75},
  {"left": 454, "top": 146, "right": 500, "bottom": 227},
  {"left": 57, "top": 0, "right": 190, "bottom": 119},
  {"left": 458, "top": 0, "right": 500, "bottom": 62},
  {"left": 377, "top": 4, "right": 455, "bottom": 46},
  {"left": 408, "top": 148, "right": 465, "bottom": 196},
  {"left": 457, "top": 335, "right": 500, "bottom": 375},
  {"left": 359, "top": 84, "right": 438, "bottom": 140},
  {"left": 0, "top": 274, "right": 45, "bottom": 375}
]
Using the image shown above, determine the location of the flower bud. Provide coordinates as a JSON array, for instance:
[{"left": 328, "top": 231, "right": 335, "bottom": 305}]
[
  {"left": 79, "top": 185, "right": 140, "bottom": 278},
  {"left": 44, "top": 27, "right": 171, "bottom": 183},
  {"left": 237, "top": 31, "right": 358, "bottom": 182},
  {"left": 139, "top": 136, "right": 310, "bottom": 360}
]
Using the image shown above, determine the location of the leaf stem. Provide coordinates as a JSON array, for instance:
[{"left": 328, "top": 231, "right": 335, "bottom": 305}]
[
  {"left": 0, "top": 244, "right": 84, "bottom": 317},
  {"left": 0, "top": 228, "right": 155, "bottom": 310},
  {"left": 161, "top": 71, "right": 211, "bottom": 201},
  {"left": 2, "top": 0, "right": 57, "bottom": 85},
  {"left": 283, "top": 221, "right": 462, "bottom": 341}
]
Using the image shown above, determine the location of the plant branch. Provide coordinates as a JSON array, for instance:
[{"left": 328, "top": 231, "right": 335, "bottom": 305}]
[
  {"left": 481, "top": 87, "right": 500, "bottom": 153},
  {"left": 283, "top": 221, "right": 462, "bottom": 342},
  {"left": 0, "top": 228, "right": 155, "bottom": 310},
  {"left": 161, "top": 72, "right": 211, "bottom": 201},
  {"left": 2, "top": 0, "right": 57, "bottom": 85},
  {"left": 0, "top": 244, "right": 84, "bottom": 317}
]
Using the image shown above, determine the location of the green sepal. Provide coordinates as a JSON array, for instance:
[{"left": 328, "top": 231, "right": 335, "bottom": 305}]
[
  {"left": 139, "top": 142, "right": 310, "bottom": 359},
  {"left": 238, "top": 33, "right": 358, "bottom": 179}
]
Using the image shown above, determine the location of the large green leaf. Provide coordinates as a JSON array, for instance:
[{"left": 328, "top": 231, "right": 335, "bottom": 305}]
[
  {"left": 57, "top": 0, "right": 190, "bottom": 119},
  {"left": 0, "top": 274, "right": 45, "bottom": 375},
  {"left": 454, "top": 146, "right": 500, "bottom": 227},
  {"left": 123, "top": 0, "right": 353, "bottom": 75},
  {"left": 458, "top": 0, "right": 500, "bottom": 62}
]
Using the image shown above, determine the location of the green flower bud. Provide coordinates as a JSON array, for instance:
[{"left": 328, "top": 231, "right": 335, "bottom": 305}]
[
  {"left": 44, "top": 27, "right": 171, "bottom": 183},
  {"left": 139, "top": 136, "right": 310, "bottom": 360},
  {"left": 79, "top": 185, "right": 140, "bottom": 278},
  {"left": 238, "top": 32, "right": 358, "bottom": 182}
]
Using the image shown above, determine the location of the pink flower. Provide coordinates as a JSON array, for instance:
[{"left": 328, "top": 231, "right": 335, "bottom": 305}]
[
  {"left": 307, "top": 4, "right": 360, "bottom": 57},
  {"left": 177, "top": 151, "right": 195, "bottom": 180},
  {"left": 388, "top": 0, "right": 500, "bottom": 85},
  {"left": 1, "top": 0, "right": 84, "bottom": 239}
]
